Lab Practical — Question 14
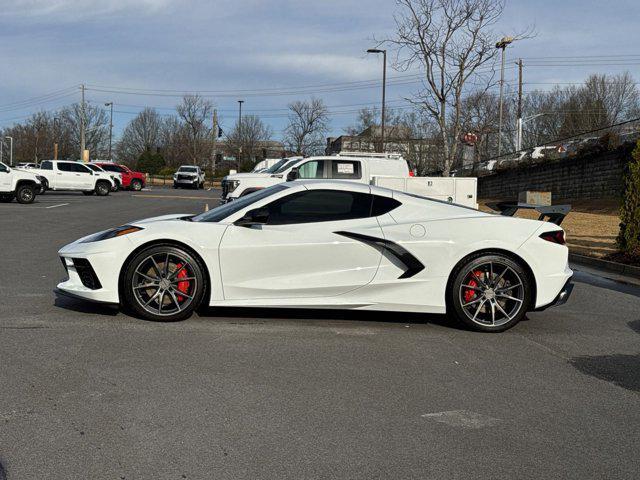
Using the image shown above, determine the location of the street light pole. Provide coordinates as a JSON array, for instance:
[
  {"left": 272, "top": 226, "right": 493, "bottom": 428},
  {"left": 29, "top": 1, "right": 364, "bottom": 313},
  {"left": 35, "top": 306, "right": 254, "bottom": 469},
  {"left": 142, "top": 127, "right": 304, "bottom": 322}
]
[
  {"left": 5, "top": 136, "right": 13, "bottom": 166},
  {"left": 367, "top": 48, "right": 387, "bottom": 153},
  {"left": 495, "top": 37, "right": 514, "bottom": 157},
  {"left": 237, "top": 100, "right": 244, "bottom": 171},
  {"left": 105, "top": 102, "right": 113, "bottom": 161}
]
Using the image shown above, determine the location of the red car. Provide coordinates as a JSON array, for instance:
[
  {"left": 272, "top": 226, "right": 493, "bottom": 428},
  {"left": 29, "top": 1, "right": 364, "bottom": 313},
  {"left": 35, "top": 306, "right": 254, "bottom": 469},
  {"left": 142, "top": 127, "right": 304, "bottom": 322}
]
[{"left": 94, "top": 162, "right": 146, "bottom": 191}]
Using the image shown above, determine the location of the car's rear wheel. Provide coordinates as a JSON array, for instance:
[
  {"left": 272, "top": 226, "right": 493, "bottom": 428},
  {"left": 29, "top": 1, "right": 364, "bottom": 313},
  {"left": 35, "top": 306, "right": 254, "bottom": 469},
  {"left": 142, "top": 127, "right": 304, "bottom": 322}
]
[
  {"left": 95, "top": 181, "right": 110, "bottom": 196},
  {"left": 16, "top": 184, "right": 36, "bottom": 204},
  {"left": 449, "top": 254, "right": 532, "bottom": 332},
  {"left": 131, "top": 179, "right": 143, "bottom": 191},
  {"left": 122, "top": 245, "right": 206, "bottom": 321}
]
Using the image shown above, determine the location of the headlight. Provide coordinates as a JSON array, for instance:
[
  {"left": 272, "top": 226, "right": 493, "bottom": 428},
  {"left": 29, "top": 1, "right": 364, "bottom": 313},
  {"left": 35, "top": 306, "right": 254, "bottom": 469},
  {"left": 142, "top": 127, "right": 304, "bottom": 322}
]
[{"left": 80, "top": 225, "right": 143, "bottom": 243}]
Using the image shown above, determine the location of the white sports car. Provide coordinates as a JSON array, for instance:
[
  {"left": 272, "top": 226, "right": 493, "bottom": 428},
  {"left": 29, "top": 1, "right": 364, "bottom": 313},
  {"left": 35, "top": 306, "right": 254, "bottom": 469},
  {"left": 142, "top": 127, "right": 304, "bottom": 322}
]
[{"left": 57, "top": 181, "right": 573, "bottom": 332}]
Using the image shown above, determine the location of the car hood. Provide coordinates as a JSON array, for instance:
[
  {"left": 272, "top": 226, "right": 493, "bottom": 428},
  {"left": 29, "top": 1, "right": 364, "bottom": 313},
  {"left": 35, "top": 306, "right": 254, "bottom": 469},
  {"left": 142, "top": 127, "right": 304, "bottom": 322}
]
[{"left": 131, "top": 213, "right": 193, "bottom": 225}]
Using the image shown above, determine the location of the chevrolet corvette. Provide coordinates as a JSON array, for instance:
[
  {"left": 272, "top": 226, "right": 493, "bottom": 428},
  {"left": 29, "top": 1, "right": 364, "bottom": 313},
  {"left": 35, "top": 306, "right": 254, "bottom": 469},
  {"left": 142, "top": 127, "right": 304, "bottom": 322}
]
[{"left": 56, "top": 181, "right": 573, "bottom": 332}]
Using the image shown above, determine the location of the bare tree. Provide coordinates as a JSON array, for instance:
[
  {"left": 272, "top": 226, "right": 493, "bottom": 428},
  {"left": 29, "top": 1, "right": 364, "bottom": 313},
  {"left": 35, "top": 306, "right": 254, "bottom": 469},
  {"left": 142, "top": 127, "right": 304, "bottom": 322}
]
[
  {"left": 227, "top": 115, "right": 273, "bottom": 167},
  {"left": 116, "top": 107, "right": 164, "bottom": 164},
  {"left": 384, "top": 0, "right": 518, "bottom": 175},
  {"left": 176, "top": 94, "right": 214, "bottom": 165},
  {"left": 60, "top": 103, "right": 109, "bottom": 160},
  {"left": 284, "top": 98, "right": 330, "bottom": 155}
]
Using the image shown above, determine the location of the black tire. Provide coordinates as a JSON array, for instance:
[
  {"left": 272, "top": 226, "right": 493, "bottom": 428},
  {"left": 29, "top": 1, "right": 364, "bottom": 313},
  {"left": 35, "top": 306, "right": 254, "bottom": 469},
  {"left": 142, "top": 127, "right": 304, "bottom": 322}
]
[
  {"left": 95, "top": 181, "right": 110, "bottom": 196},
  {"left": 131, "top": 179, "right": 143, "bottom": 191},
  {"left": 0, "top": 194, "right": 13, "bottom": 203},
  {"left": 40, "top": 179, "right": 48, "bottom": 194},
  {"left": 15, "top": 184, "right": 36, "bottom": 204},
  {"left": 448, "top": 253, "right": 532, "bottom": 333},
  {"left": 173, "top": 183, "right": 178, "bottom": 189},
  {"left": 122, "top": 244, "right": 206, "bottom": 322},
  {"left": 112, "top": 180, "right": 120, "bottom": 192},
  {"left": 83, "top": 191, "right": 95, "bottom": 196}
]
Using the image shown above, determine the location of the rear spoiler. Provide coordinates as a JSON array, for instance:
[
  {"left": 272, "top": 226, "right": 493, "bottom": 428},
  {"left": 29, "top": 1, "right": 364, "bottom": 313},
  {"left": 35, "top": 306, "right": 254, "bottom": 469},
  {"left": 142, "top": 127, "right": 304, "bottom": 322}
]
[{"left": 486, "top": 202, "right": 571, "bottom": 226}]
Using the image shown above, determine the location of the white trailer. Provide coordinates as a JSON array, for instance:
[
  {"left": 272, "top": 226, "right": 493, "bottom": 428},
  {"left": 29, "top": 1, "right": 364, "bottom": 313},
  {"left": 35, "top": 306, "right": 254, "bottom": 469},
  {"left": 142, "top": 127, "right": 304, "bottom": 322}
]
[{"left": 372, "top": 176, "right": 478, "bottom": 209}]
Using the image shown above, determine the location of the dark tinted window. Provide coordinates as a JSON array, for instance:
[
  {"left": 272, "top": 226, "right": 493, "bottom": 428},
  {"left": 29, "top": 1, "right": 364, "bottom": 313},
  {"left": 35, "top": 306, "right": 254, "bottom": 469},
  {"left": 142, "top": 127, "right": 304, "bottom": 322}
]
[
  {"left": 86, "top": 164, "right": 101, "bottom": 172},
  {"left": 0, "top": 163, "right": 8, "bottom": 173},
  {"left": 266, "top": 189, "right": 372, "bottom": 225},
  {"left": 371, "top": 195, "right": 402, "bottom": 216},
  {"left": 101, "top": 164, "right": 125, "bottom": 173},
  {"left": 330, "top": 160, "right": 361, "bottom": 179},
  {"left": 57, "top": 162, "right": 74, "bottom": 172},
  {"left": 72, "top": 163, "right": 91, "bottom": 173},
  {"left": 40, "top": 161, "right": 53, "bottom": 170}
]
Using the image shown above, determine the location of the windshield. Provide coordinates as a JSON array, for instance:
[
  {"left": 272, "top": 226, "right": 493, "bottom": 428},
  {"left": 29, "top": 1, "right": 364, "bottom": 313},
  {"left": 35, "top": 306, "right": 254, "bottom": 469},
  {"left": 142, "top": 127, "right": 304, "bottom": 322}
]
[
  {"left": 263, "top": 159, "right": 288, "bottom": 173},
  {"left": 192, "top": 184, "right": 289, "bottom": 222},
  {"left": 273, "top": 159, "right": 302, "bottom": 174},
  {"left": 179, "top": 167, "right": 198, "bottom": 173}
]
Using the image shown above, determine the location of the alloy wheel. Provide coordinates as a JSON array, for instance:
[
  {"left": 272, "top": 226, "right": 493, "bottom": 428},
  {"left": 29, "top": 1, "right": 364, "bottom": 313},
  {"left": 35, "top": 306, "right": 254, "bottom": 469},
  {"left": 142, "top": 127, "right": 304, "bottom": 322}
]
[
  {"left": 458, "top": 260, "right": 525, "bottom": 327},
  {"left": 132, "top": 252, "right": 198, "bottom": 317}
]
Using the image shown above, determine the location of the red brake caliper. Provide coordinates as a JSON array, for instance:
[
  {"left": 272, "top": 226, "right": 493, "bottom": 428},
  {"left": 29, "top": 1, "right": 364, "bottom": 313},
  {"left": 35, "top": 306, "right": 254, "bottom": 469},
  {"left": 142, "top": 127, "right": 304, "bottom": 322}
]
[
  {"left": 464, "top": 270, "right": 484, "bottom": 303},
  {"left": 175, "top": 263, "right": 190, "bottom": 302}
]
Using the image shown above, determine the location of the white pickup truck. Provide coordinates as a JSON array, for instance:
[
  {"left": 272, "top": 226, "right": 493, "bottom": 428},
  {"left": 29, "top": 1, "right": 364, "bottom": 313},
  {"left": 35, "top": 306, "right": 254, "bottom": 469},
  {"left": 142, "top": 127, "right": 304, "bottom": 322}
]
[
  {"left": 173, "top": 165, "right": 205, "bottom": 189},
  {"left": 221, "top": 153, "right": 410, "bottom": 203},
  {"left": 34, "top": 160, "right": 114, "bottom": 196},
  {"left": 0, "top": 162, "right": 43, "bottom": 204}
]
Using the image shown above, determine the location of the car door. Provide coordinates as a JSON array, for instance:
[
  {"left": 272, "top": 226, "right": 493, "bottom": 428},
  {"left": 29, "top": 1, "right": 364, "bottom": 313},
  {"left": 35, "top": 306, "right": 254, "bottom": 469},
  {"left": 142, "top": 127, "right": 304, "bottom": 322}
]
[
  {"left": 218, "top": 186, "right": 384, "bottom": 300},
  {"left": 0, "top": 163, "right": 10, "bottom": 191},
  {"left": 55, "top": 162, "right": 77, "bottom": 188},
  {"left": 72, "top": 163, "right": 95, "bottom": 189}
]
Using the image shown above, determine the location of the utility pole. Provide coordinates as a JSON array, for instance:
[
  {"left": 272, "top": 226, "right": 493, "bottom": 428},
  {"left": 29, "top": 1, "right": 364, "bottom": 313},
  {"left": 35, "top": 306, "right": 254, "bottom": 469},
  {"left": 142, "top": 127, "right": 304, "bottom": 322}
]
[
  {"left": 211, "top": 109, "right": 218, "bottom": 176},
  {"left": 495, "top": 37, "right": 514, "bottom": 157},
  {"left": 516, "top": 59, "right": 523, "bottom": 151},
  {"left": 80, "top": 84, "right": 86, "bottom": 162},
  {"left": 367, "top": 48, "right": 387, "bottom": 153},
  {"left": 53, "top": 117, "right": 59, "bottom": 160},
  {"left": 237, "top": 100, "right": 244, "bottom": 172},
  {"left": 105, "top": 102, "right": 113, "bottom": 161}
]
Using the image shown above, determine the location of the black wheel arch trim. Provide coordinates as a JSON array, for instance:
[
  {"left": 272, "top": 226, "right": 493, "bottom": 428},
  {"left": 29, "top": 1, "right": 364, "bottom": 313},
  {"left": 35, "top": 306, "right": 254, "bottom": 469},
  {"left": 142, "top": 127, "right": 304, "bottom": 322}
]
[{"left": 334, "top": 231, "right": 425, "bottom": 279}]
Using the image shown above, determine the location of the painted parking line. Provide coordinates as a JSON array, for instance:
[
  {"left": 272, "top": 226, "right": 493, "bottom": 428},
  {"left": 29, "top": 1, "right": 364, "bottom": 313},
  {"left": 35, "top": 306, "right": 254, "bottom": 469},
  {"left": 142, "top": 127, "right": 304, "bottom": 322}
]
[
  {"left": 46, "top": 203, "right": 69, "bottom": 209},
  {"left": 132, "top": 194, "right": 213, "bottom": 200}
]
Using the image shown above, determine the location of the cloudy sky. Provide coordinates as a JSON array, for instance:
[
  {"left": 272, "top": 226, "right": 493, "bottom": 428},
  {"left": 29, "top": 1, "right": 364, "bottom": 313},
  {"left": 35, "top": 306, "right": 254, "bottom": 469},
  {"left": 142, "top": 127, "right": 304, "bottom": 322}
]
[{"left": 1, "top": 0, "right": 639, "bottom": 139}]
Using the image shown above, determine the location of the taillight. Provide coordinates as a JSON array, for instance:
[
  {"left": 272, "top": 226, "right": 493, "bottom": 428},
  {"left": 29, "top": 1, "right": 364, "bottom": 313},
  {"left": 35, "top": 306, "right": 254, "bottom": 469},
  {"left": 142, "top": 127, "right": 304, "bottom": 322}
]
[{"left": 540, "top": 230, "right": 566, "bottom": 245}]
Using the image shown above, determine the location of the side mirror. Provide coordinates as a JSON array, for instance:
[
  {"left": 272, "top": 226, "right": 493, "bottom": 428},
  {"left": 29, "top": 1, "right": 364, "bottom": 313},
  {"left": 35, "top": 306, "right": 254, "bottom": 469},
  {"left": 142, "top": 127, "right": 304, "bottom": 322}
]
[
  {"left": 286, "top": 167, "right": 299, "bottom": 182},
  {"left": 235, "top": 207, "right": 269, "bottom": 227}
]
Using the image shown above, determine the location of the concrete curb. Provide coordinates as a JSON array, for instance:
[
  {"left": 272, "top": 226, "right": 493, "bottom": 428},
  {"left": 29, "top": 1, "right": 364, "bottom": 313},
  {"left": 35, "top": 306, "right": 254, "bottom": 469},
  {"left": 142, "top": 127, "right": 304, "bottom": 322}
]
[{"left": 569, "top": 253, "right": 640, "bottom": 279}]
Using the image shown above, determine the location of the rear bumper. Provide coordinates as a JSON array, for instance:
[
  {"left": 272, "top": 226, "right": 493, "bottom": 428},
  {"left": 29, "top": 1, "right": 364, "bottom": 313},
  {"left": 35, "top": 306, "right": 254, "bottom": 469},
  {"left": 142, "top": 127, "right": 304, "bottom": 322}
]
[{"left": 534, "top": 276, "right": 574, "bottom": 311}]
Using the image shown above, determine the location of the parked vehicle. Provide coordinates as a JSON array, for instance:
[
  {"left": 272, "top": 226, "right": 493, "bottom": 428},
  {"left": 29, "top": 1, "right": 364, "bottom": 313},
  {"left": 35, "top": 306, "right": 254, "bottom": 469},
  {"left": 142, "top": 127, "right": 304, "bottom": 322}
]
[
  {"left": 16, "top": 162, "right": 37, "bottom": 169},
  {"left": 93, "top": 162, "right": 146, "bottom": 191},
  {"left": 0, "top": 161, "right": 43, "bottom": 204},
  {"left": 86, "top": 163, "right": 121, "bottom": 191},
  {"left": 221, "top": 152, "right": 410, "bottom": 203},
  {"left": 173, "top": 165, "right": 205, "bottom": 189},
  {"left": 252, "top": 157, "right": 301, "bottom": 172},
  {"left": 33, "top": 160, "right": 114, "bottom": 196},
  {"left": 372, "top": 176, "right": 478, "bottom": 209},
  {"left": 56, "top": 181, "right": 572, "bottom": 332}
]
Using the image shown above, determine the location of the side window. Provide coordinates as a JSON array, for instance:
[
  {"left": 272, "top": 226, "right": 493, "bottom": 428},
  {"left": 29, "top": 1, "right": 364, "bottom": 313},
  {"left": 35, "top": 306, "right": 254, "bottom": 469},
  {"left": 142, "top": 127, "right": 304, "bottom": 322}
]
[
  {"left": 297, "top": 160, "right": 325, "bottom": 179},
  {"left": 0, "top": 163, "right": 7, "bottom": 173},
  {"left": 371, "top": 195, "right": 402, "bottom": 216},
  {"left": 57, "top": 162, "right": 74, "bottom": 172},
  {"left": 40, "top": 161, "right": 53, "bottom": 170},
  {"left": 265, "top": 189, "right": 372, "bottom": 225},
  {"left": 75, "top": 164, "right": 92, "bottom": 174},
  {"left": 330, "top": 160, "right": 361, "bottom": 180}
]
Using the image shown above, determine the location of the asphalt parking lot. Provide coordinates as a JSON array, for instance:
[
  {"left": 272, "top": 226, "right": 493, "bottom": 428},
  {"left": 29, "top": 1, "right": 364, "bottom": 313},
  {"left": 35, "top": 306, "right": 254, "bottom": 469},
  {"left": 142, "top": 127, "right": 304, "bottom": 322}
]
[{"left": 1, "top": 188, "right": 639, "bottom": 480}]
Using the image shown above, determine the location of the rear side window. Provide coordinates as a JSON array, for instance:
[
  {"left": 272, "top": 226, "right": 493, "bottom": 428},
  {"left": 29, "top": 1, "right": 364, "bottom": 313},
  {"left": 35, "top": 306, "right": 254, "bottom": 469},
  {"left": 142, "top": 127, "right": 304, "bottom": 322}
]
[
  {"left": 102, "top": 164, "right": 124, "bottom": 173},
  {"left": 266, "top": 189, "right": 372, "bottom": 225},
  {"left": 371, "top": 195, "right": 402, "bottom": 216},
  {"left": 330, "top": 160, "right": 361, "bottom": 180},
  {"left": 40, "top": 161, "right": 53, "bottom": 170}
]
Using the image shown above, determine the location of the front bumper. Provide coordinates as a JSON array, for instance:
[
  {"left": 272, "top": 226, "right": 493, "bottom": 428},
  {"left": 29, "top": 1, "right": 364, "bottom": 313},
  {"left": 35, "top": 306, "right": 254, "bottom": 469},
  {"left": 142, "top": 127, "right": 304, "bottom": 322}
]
[
  {"left": 174, "top": 177, "right": 199, "bottom": 185},
  {"left": 534, "top": 276, "right": 574, "bottom": 311}
]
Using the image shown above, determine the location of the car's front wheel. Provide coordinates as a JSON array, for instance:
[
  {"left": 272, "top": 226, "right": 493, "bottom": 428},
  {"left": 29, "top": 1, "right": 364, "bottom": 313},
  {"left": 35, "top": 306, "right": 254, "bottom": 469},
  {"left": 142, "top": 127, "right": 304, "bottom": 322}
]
[
  {"left": 122, "top": 245, "right": 206, "bottom": 321},
  {"left": 95, "top": 181, "right": 110, "bottom": 196},
  {"left": 449, "top": 253, "right": 532, "bottom": 332},
  {"left": 15, "top": 184, "right": 36, "bottom": 204},
  {"left": 131, "top": 179, "right": 143, "bottom": 191}
]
